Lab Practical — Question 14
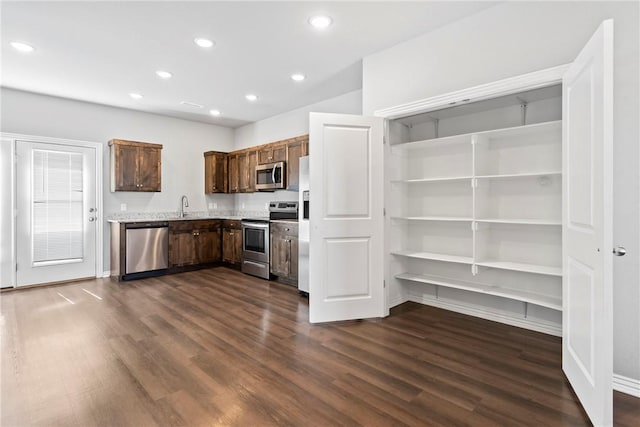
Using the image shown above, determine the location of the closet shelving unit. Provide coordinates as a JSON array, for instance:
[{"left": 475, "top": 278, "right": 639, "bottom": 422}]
[{"left": 387, "top": 91, "right": 563, "bottom": 314}]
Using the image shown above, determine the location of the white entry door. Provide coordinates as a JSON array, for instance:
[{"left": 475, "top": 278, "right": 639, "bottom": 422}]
[
  {"left": 16, "top": 140, "right": 98, "bottom": 286},
  {"left": 308, "top": 112, "right": 385, "bottom": 323},
  {"left": 562, "top": 19, "right": 614, "bottom": 426}
]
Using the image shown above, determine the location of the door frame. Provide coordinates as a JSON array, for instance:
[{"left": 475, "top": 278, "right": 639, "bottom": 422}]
[{"left": 2, "top": 133, "right": 104, "bottom": 288}]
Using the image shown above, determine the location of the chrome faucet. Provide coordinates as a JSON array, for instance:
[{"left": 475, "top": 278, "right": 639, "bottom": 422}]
[{"left": 179, "top": 195, "right": 189, "bottom": 218}]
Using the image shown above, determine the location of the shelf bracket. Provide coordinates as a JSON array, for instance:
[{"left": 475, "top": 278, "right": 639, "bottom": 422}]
[
  {"left": 524, "top": 301, "right": 529, "bottom": 318},
  {"left": 517, "top": 97, "right": 528, "bottom": 126},
  {"left": 471, "top": 264, "right": 478, "bottom": 276}
]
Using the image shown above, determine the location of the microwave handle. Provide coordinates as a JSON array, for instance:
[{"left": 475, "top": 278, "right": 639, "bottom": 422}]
[{"left": 272, "top": 165, "right": 276, "bottom": 184}]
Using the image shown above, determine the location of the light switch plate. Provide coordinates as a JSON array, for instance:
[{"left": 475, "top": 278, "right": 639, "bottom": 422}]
[{"left": 120, "top": 203, "right": 127, "bottom": 211}]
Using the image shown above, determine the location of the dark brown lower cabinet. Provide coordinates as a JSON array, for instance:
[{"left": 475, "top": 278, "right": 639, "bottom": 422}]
[
  {"left": 169, "top": 220, "right": 221, "bottom": 267},
  {"left": 222, "top": 220, "right": 243, "bottom": 265},
  {"left": 270, "top": 222, "right": 298, "bottom": 284}
]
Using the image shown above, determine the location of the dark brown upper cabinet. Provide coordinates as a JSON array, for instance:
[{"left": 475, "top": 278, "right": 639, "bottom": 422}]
[
  {"left": 257, "top": 144, "right": 286, "bottom": 165},
  {"left": 204, "top": 151, "right": 228, "bottom": 193},
  {"left": 286, "top": 136, "right": 309, "bottom": 191},
  {"left": 109, "top": 139, "right": 162, "bottom": 192}
]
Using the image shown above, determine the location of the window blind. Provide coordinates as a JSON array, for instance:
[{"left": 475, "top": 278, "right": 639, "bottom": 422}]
[{"left": 32, "top": 150, "right": 84, "bottom": 264}]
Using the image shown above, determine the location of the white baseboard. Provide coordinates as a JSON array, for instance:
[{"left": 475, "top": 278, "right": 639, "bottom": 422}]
[
  {"left": 405, "top": 292, "right": 562, "bottom": 336},
  {"left": 387, "top": 293, "right": 408, "bottom": 309},
  {"left": 613, "top": 374, "right": 640, "bottom": 397},
  {"left": 102, "top": 271, "right": 111, "bottom": 278}
]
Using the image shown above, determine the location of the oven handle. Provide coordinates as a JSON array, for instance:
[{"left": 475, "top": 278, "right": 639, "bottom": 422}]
[{"left": 241, "top": 221, "right": 270, "bottom": 228}]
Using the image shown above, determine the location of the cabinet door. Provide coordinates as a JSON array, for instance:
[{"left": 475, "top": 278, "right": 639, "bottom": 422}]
[
  {"left": 205, "top": 152, "right": 228, "bottom": 193},
  {"left": 289, "top": 237, "right": 298, "bottom": 280},
  {"left": 246, "top": 150, "right": 257, "bottom": 193},
  {"left": 286, "top": 140, "right": 308, "bottom": 191},
  {"left": 114, "top": 144, "right": 139, "bottom": 191},
  {"left": 197, "top": 228, "right": 221, "bottom": 263},
  {"left": 228, "top": 155, "right": 239, "bottom": 193},
  {"left": 233, "top": 229, "right": 243, "bottom": 264},
  {"left": 138, "top": 146, "right": 162, "bottom": 191},
  {"left": 258, "top": 148, "right": 273, "bottom": 165},
  {"left": 270, "top": 233, "right": 290, "bottom": 277},
  {"left": 272, "top": 145, "right": 286, "bottom": 162},
  {"left": 222, "top": 228, "right": 235, "bottom": 263},
  {"left": 238, "top": 152, "right": 250, "bottom": 192},
  {"left": 169, "top": 229, "right": 196, "bottom": 267}
]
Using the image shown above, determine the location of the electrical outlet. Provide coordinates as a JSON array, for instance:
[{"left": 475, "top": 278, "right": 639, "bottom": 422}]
[
  {"left": 120, "top": 203, "right": 127, "bottom": 211},
  {"left": 208, "top": 202, "right": 214, "bottom": 209},
  {"left": 241, "top": 203, "right": 245, "bottom": 209},
  {"left": 265, "top": 202, "right": 269, "bottom": 210},
  {"left": 213, "top": 202, "right": 218, "bottom": 209}
]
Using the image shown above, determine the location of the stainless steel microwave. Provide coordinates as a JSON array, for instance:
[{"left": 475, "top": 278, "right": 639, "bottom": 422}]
[{"left": 256, "top": 161, "right": 286, "bottom": 191}]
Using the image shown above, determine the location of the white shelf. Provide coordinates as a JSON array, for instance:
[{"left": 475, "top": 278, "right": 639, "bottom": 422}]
[
  {"left": 475, "top": 260, "right": 562, "bottom": 277},
  {"left": 395, "top": 273, "right": 562, "bottom": 311},
  {"left": 474, "top": 120, "right": 562, "bottom": 142},
  {"left": 392, "top": 120, "right": 561, "bottom": 151},
  {"left": 391, "top": 251, "right": 473, "bottom": 265},
  {"left": 390, "top": 176, "right": 472, "bottom": 184},
  {"left": 391, "top": 216, "right": 473, "bottom": 222},
  {"left": 475, "top": 171, "right": 561, "bottom": 179},
  {"left": 475, "top": 218, "right": 561, "bottom": 226},
  {"left": 392, "top": 133, "right": 471, "bottom": 150}
]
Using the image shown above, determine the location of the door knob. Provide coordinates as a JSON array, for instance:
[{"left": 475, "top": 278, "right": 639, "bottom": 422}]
[
  {"left": 613, "top": 247, "right": 626, "bottom": 256},
  {"left": 89, "top": 217, "right": 96, "bottom": 222}
]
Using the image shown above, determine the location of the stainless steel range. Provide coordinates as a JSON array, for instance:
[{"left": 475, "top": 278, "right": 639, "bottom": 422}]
[
  {"left": 241, "top": 218, "right": 270, "bottom": 279},
  {"left": 241, "top": 201, "right": 299, "bottom": 280}
]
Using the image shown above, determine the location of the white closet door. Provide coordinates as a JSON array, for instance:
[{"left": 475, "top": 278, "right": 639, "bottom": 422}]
[
  {"left": 562, "top": 19, "right": 613, "bottom": 426},
  {"left": 308, "top": 113, "right": 385, "bottom": 323}
]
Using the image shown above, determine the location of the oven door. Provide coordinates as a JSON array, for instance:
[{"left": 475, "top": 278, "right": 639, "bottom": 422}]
[{"left": 241, "top": 221, "right": 269, "bottom": 263}]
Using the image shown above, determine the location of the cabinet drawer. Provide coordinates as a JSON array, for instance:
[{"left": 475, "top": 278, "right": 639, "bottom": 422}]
[
  {"left": 222, "top": 219, "right": 242, "bottom": 230},
  {"left": 169, "top": 220, "right": 220, "bottom": 232},
  {"left": 270, "top": 221, "right": 298, "bottom": 236}
]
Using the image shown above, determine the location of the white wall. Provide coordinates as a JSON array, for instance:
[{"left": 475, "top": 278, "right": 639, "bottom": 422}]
[
  {"left": 0, "top": 88, "right": 235, "bottom": 276},
  {"left": 233, "top": 89, "right": 363, "bottom": 211},
  {"left": 234, "top": 90, "right": 362, "bottom": 151},
  {"left": 363, "top": 1, "right": 640, "bottom": 382}
]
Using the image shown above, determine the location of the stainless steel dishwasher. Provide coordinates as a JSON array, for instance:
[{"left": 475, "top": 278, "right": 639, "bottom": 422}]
[{"left": 125, "top": 222, "right": 169, "bottom": 275}]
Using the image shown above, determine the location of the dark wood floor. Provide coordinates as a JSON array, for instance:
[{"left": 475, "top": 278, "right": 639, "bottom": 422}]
[{"left": 1, "top": 267, "right": 638, "bottom": 426}]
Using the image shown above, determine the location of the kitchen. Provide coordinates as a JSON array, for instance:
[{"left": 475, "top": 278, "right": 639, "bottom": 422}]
[{"left": 1, "top": 1, "right": 639, "bottom": 426}]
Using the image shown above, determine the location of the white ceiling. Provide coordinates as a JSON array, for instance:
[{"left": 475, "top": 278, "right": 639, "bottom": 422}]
[{"left": 1, "top": 1, "right": 497, "bottom": 128}]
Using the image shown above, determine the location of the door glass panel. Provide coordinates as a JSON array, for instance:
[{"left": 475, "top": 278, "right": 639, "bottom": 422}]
[{"left": 32, "top": 149, "right": 84, "bottom": 264}]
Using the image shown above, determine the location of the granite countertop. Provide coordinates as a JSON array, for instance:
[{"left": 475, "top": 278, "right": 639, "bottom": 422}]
[{"left": 107, "top": 211, "right": 268, "bottom": 223}]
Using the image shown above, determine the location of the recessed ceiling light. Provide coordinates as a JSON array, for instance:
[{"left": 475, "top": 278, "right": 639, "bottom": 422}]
[
  {"left": 309, "top": 15, "right": 333, "bottom": 29},
  {"left": 10, "top": 41, "right": 35, "bottom": 52},
  {"left": 129, "top": 93, "right": 143, "bottom": 100},
  {"left": 245, "top": 94, "right": 258, "bottom": 102},
  {"left": 209, "top": 109, "right": 221, "bottom": 116},
  {"left": 180, "top": 101, "right": 203, "bottom": 108},
  {"left": 194, "top": 38, "right": 215, "bottom": 48},
  {"left": 155, "top": 70, "right": 173, "bottom": 79},
  {"left": 291, "top": 73, "right": 306, "bottom": 82}
]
